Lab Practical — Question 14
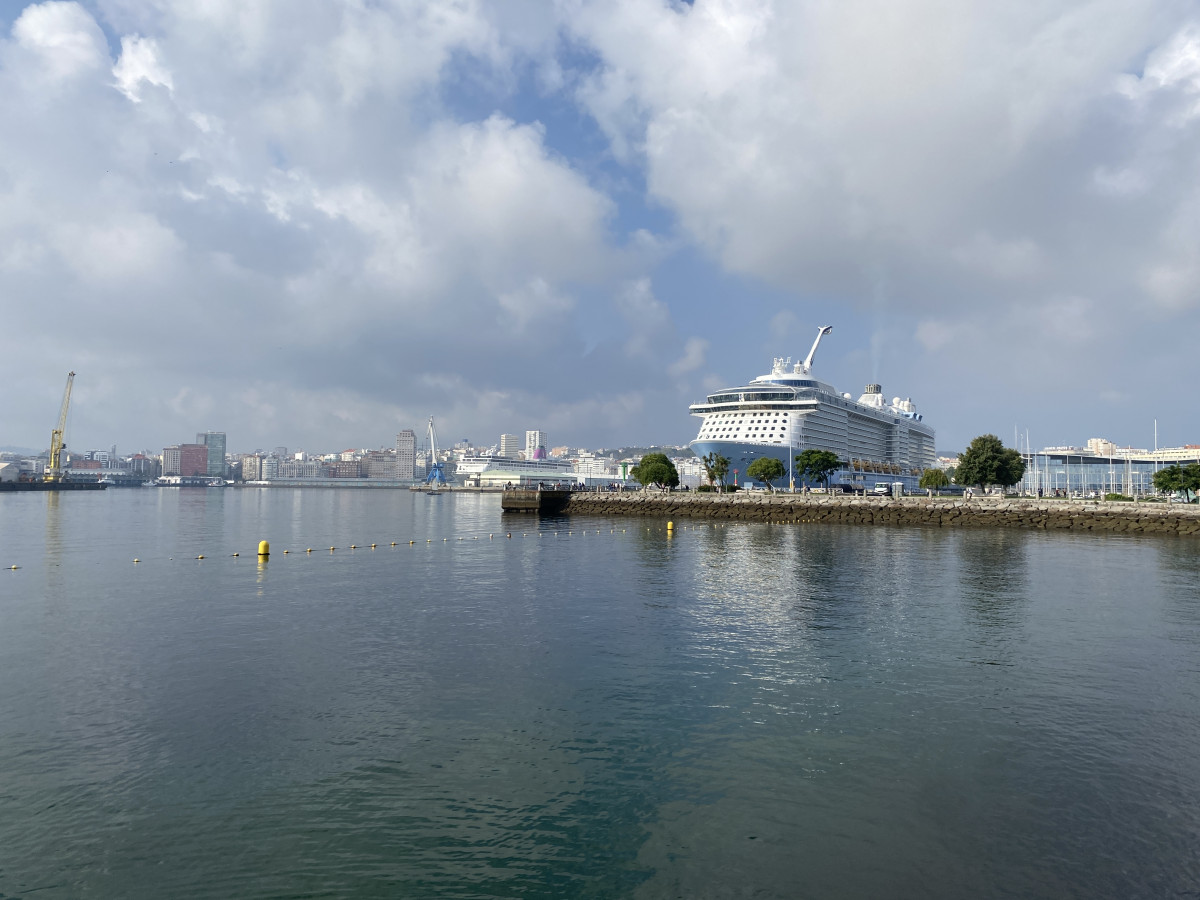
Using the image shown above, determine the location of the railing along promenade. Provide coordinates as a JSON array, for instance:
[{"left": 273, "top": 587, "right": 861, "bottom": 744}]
[{"left": 555, "top": 491, "right": 1200, "bottom": 535}]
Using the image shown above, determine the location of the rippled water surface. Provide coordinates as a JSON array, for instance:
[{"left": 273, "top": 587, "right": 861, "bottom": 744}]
[{"left": 2, "top": 488, "right": 1199, "bottom": 898}]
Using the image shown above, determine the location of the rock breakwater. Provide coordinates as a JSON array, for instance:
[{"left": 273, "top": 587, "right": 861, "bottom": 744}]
[{"left": 563, "top": 493, "right": 1200, "bottom": 535}]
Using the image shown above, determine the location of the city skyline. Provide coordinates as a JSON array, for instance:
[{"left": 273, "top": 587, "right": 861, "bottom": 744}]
[{"left": 3, "top": 2, "right": 1200, "bottom": 454}]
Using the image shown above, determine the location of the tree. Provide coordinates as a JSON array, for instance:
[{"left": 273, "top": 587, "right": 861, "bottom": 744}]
[
  {"left": 1153, "top": 465, "right": 1184, "bottom": 496},
  {"left": 919, "top": 468, "right": 951, "bottom": 494},
  {"left": 795, "top": 449, "right": 841, "bottom": 490},
  {"left": 630, "top": 453, "right": 679, "bottom": 490},
  {"left": 954, "top": 434, "right": 1026, "bottom": 490},
  {"left": 1185, "top": 464, "right": 1200, "bottom": 500},
  {"left": 701, "top": 452, "right": 731, "bottom": 493},
  {"left": 746, "top": 457, "right": 786, "bottom": 492},
  {"left": 1157, "top": 463, "right": 1200, "bottom": 500}
]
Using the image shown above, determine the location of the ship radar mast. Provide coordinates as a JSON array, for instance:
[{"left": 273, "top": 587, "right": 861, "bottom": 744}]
[{"left": 796, "top": 325, "right": 833, "bottom": 375}]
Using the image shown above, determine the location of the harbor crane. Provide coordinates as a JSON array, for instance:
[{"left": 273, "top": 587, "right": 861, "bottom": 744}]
[
  {"left": 424, "top": 416, "right": 449, "bottom": 486},
  {"left": 45, "top": 371, "right": 75, "bottom": 483}
]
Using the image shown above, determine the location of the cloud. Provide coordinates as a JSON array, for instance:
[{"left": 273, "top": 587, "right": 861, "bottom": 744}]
[
  {"left": 668, "top": 336, "right": 709, "bottom": 376},
  {"left": 112, "top": 35, "right": 173, "bottom": 102},
  {"left": 3, "top": 0, "right": 1200, "bottom": 455},
  {"left": 12, "top": 1, "right": 108, "bottom": 81}
]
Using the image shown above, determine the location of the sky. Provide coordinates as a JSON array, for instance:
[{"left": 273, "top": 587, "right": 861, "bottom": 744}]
[{"left": 2, "top": 0, "right": 1200, "bottom": 456}]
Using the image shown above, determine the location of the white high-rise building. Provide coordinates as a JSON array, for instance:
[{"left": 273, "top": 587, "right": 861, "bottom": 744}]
[
  {"left": 396, "top": 430, "right": 416, "bottom": 480},
  {"left": 525, "top": 430, "right": 546, "bottom": 461},
  {"left": 499, "top": 434, "right": 521, "bottom": 458}
]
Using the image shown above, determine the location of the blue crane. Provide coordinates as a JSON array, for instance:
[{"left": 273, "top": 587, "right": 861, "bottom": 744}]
[{"left": 425, "top": 416, "right": 449, "bottom": 486}]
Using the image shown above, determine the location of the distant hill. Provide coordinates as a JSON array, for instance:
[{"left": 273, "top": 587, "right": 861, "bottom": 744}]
[{"left": 0, "top": 446, "right": 40, "bottom": 456}]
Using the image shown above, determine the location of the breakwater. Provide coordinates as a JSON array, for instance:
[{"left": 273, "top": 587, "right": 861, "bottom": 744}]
[{"left": 563, "top": 492, "right": 1200, "bottom": 535}]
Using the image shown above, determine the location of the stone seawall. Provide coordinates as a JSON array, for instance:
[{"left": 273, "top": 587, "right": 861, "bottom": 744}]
[{"left": 563, "top": 493, "right": 1200, "bottom": 535}]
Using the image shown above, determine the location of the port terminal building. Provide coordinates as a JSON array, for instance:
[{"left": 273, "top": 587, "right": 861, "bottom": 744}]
[{"left": 1017, "top": 441, "right": 1200, "bottom": 496}]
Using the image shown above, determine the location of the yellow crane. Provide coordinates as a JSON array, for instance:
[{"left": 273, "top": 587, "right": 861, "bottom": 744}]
[{"left": 44, "top": 371, "right": 75, "bottom": 483}]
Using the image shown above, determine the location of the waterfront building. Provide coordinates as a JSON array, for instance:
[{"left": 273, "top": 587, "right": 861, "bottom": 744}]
[
  {"left": 573, "top": 455, "right": 617, "bottom": 480},
  {"left": 197, "top": 432, "right": 226, "bottom": 477},
  {"left": 276, "top": 459, "right": 323, "bottom": 479},
  {"left": 261, "top": 456, "right": 279, "bottom": 480},
  {"left": 328, "top": 459, "right": 362, "bottom": 478},
  {"left": 162, "top": 446, "right": 181, "bottom": 476},
  {"left": 364, "top": 450, "right": 397, "bottom": 479},
  {"left": 241, "top": 455, "right": 263, "bottom": 481},
  {"left": 499, "top": 434, "right": 521, "bottom": 458},
  {"left": 178, "top": 444, "right": 208, "bottom": 477},
  {"left": 395, "top": 430, "right": 416, "bottom": 480},
  {"left": 526, "top": 430, "right": 546, "bottom": 461},
  {"left": 1019, "top": 443, "right": 1200, "bottom": 497}
]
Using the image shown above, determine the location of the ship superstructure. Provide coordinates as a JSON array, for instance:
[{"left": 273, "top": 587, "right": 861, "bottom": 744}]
[{"left": 688, "top": 326, "right": 936, "bottom": 489}]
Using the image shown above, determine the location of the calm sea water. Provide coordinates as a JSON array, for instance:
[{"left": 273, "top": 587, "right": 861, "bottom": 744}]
[{"left": 1, "top": 488, "right": 1198, "bottom": 899}]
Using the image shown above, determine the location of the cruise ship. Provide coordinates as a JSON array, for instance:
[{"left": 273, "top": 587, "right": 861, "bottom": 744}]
[{"left": 688, "top": 326, "right": 936, "bottom": 490}]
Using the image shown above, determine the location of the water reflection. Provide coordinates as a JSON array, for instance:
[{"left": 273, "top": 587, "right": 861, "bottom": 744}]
[{"left": 955, "top": 529, "right": 1030, "bottom": 638}]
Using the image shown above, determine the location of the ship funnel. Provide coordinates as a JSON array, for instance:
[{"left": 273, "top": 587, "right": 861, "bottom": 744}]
[{"left": 864, "top": 384, "right": 881, "bottom": 394}]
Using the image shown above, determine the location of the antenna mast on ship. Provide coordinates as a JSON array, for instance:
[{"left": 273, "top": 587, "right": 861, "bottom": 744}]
[{"left": 796, "top": 326, "right": 833, "bottom": 375}]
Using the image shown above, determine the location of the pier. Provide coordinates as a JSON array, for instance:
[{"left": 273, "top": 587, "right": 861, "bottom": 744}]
[
  {"left": 499, "top": 488, "right": 573, "bottom": 514},
  {"left": 561, "top": 492, "right": 1200, "bottom": 535}
]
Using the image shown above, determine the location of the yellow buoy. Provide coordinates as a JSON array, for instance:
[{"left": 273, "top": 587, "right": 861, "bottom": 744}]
[
  {"left": 306, "top": 548, "right": 313, "bottom": 553},
  {"left": 8, "top": 565, "right": 17, "bottom": 570},
  {"left": 283, "top": 550, "right": 290, "bottom": 554},
  {"left": 329, "top": 547, "right": 335, "bottom": 552},
  {"left": 350, "top": 544, "right": 357, "bottom": 549},
  {"left": 391, "top": 542, "right": 397, "bottom": 546},
  {"left": 258, "top": 540, "right": 270, "bottom": 557},
  {"left": 133, "top": 559, "right": 139, "bottom": 563},
  {"left": 196, "top": 555, "right": 205, "bottom": 560},
  {"left": 371, "top": 543, "right": 376, "bottom": 549},
  {"left": 232, "top": 552, "right": 240, "bottom": 557},
  {"left": 667, "top": 521, "right": 674, "bottom": 530}
]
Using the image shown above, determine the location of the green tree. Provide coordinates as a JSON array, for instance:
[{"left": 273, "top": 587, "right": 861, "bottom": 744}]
[
  {"left": 919, "top": 468, "right": 951, "bottom": 494},
  {"left": 795, "top": 449, "right": 841, "bottom": 490},
  {"left": 746, "top": 456, "right": 786, "bottom": 492},
  {"left": 630, "top": 453, "right": 679, "bottom": 490},
  {"left": 954, "top": 434, "right": 1026, "bottom": 490},
  {"left": 1185, "top": 464, "right": 1200, "bottom": 500},
  {"left": 701, "top": 452, "right": 731, "bottom": 493},
  {"left": 1153, "top": 465, "right": 1184, "bottom": 496},
  {"left": 1159, "top": 463, "right": 1200, "bottom": 500}
]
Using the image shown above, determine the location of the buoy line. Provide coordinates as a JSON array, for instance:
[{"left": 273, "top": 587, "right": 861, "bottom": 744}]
[{"left": 103, "top": 523, "right": 661, "bottom": 568}]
